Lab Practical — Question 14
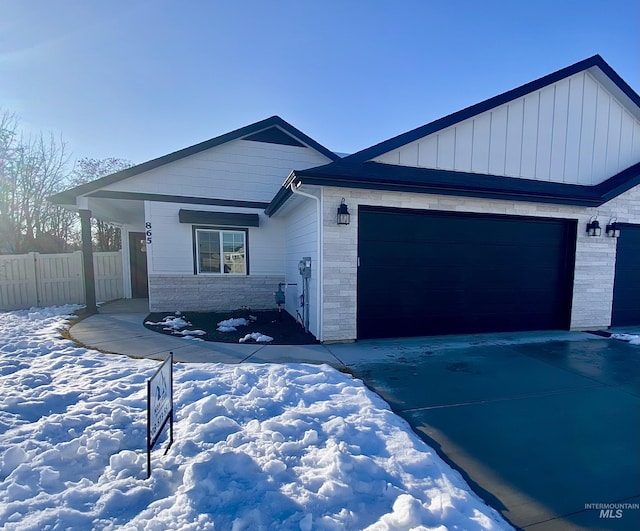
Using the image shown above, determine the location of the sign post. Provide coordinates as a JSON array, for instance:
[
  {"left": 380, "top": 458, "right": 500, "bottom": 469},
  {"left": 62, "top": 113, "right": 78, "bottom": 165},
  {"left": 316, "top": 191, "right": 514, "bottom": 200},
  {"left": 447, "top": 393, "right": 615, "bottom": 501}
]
[{"left": 147, "top": 352, "right": 173, "bottom": 478}]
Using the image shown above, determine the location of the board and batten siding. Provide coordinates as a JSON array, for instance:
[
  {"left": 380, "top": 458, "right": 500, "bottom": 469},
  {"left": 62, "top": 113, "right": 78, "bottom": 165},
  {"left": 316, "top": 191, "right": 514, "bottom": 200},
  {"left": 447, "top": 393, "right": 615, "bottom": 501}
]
[
  {"left": 100, "top": 138, "right": 332, "bottom": 203},
  {"left": 374, "top": 71, "right": 640, "bottom": 186},
  {"left": 319, "top": 184, "right": 640, "bottom": 342}
]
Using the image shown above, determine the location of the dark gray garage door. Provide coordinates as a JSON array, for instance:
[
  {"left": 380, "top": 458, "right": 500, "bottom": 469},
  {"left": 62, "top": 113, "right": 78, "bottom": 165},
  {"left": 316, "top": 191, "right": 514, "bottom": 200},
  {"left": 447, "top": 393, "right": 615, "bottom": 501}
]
[
  {"left": 612, "top": 224, "right": 640, "bottom": 326},
  {"left": 357, "top": 207, "right": 577, "bottom": 339}
]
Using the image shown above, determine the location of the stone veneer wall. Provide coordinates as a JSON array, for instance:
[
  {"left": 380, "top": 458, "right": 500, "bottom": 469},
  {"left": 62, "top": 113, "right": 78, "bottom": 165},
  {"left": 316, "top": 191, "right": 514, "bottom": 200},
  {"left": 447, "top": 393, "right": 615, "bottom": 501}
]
[
  {"left": 320, "top": 184, "right": 640, "bottom": 342},
  {"left": 148, "top": 274, "right": 284, "bottom": 312}
]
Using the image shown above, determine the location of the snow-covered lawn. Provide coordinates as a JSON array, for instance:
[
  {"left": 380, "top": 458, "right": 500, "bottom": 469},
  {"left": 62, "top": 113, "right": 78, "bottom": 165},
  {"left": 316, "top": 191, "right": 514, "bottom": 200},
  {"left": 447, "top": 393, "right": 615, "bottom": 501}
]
[{"left": 0, "top": 306, "right": 510, "bottom": 530}]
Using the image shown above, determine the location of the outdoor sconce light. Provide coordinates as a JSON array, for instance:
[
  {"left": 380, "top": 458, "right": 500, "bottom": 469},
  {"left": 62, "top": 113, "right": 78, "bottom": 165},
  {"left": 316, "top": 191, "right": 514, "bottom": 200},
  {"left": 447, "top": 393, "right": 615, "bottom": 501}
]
[
  {"left": 606, "top": 218, "right": 621, "bottom": 238},
  {"left": 337, "top": 198, "right": 351, "bottom": 225},
  {"left": 586, "top": 216, "right": 601, "bottom": 237}
]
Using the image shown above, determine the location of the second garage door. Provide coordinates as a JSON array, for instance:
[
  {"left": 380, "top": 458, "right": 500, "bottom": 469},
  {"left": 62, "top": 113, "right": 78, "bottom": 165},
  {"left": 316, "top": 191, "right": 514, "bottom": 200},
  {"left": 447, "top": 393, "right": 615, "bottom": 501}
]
[
  {"left": 357, "top": 207, "right": 577, "bottom": 339},
  {"left": 611, "top": 224, "right": 640, "bottom": 327}
]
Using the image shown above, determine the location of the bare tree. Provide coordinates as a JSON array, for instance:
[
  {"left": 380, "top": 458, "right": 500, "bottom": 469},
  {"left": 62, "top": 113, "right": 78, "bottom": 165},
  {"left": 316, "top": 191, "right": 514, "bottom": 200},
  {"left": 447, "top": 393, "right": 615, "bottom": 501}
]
[
  {"left": 14, "top": 133, "right": 74, "bottom": 252},
  {"left": 0, "top": 108, "right": 75, "bottom": 253},
  {"left": 0, "top": 110, "right": 20, "bottom": 252},
  {"left": 72, "top": 158, "right": 134, "bottom": 251},
  {"left": 1, "top": 108, "right": 133, "bottom": 254}
]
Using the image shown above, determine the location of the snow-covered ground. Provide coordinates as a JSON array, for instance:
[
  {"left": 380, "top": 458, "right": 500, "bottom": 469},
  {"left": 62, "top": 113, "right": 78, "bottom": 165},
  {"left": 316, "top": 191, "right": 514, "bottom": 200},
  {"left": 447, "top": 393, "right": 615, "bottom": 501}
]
[{"left": 0, "top": 306, "right": 511, "bottom": 530}]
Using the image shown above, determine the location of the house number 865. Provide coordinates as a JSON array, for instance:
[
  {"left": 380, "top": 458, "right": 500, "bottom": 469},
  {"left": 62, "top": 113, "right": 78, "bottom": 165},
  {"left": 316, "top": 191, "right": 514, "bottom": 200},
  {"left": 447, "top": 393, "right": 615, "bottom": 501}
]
[{"left": 145, "top": 222, "right": 152, "bottom": 244}]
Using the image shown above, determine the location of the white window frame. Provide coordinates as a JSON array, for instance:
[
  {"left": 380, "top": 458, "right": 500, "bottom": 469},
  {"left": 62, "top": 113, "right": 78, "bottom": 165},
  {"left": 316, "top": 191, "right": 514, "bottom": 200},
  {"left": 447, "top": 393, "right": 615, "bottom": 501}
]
[{"left": 194, "top": 227, "right": 247, "bottom": 275}]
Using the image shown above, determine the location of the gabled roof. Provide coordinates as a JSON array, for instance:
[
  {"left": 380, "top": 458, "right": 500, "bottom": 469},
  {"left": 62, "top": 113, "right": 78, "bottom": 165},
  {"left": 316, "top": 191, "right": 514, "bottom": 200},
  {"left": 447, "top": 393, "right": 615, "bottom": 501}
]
[
  {"left": 266, "top": 55, "right": 640, "bottom": 215},
  {"left": 51, "top": 116, "right": 341, "bottom": 205},
  {"left": 345, "top": 54, "right": 640, "bottom": 164}
]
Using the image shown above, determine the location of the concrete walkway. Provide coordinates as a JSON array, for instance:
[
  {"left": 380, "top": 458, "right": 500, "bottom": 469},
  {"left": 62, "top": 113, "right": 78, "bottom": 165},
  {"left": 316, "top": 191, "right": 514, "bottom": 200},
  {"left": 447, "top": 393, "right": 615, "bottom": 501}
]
[{"left": 69, "top": 299, "right": 347, "bottom": 368}]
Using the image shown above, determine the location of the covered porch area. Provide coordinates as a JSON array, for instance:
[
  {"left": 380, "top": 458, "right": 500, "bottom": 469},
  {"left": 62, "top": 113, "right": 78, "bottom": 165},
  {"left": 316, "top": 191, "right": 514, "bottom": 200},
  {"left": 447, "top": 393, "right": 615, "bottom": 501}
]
[{"left": 50, "top": 188, "right": 148, "bottom": 314}]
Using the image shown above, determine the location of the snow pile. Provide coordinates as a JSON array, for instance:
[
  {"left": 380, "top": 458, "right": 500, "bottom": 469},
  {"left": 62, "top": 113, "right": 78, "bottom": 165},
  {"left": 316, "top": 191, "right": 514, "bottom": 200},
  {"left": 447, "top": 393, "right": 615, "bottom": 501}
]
[
  {"left": 239, "top": 332, "right": 274, "bottom": 343},
  {"left": 145, "top": 315, "right": 206, "bottom": 339},
  {"left": 175, "top": 329, "right": 206, "bottom": 337},
  {"left": 611, "top": 333, "right": 640, "bottom": 345},
  {"left": 0, "top": 306, "right": 510, "bottom": 530},
  {"left": 146, "top": 315, "right": 192, "bottom": 331},
  {"left": 217, "top": 315, "right": 257, "bottom": 332}
]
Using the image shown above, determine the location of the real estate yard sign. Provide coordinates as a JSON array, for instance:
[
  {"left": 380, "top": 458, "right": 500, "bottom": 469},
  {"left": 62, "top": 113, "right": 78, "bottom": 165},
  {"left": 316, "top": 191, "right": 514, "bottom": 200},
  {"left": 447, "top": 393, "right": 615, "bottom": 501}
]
[{"left": 147, "top": 352, "right": 173, "bottom": 478}]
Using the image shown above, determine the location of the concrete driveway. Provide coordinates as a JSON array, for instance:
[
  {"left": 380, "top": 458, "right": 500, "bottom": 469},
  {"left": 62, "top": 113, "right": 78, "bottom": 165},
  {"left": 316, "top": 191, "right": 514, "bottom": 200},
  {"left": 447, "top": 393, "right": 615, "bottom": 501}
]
[{"left": 326, "top": 331, "right": 640, "bottom": 530}]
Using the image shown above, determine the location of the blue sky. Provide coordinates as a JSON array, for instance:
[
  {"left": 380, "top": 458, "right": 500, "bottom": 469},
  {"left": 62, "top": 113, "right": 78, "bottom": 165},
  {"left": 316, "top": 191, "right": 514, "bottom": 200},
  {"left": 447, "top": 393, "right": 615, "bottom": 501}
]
[{"left": 1, "top": 0, "right": 639, "bottom": 165}]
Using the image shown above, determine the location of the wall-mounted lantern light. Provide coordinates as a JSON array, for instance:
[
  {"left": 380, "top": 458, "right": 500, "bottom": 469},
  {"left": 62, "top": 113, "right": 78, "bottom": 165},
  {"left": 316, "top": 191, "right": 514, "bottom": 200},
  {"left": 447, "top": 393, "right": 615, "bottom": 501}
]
[
  {"left": 337, "top": 198, "right": 351, "bottom": 225},
  {"left": 586, "top": 215, "right": 601, "bottom": 237},
  {"left": 606, "top": 217, "right": 621, "bottom": 238}
]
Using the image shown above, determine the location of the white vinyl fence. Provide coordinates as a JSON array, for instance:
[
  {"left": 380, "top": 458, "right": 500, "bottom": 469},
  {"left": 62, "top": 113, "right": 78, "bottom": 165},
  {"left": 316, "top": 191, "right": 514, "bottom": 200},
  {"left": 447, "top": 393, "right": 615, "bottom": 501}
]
[{"left": 0, "top": 251, "right": 124, "bottom": 311}]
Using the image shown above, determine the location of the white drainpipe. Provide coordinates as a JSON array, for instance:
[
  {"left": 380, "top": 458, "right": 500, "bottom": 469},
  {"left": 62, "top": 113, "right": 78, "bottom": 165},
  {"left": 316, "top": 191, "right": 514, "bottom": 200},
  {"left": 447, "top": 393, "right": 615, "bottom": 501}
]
[{"left": 289, "top": 180, "right": 323, "bottom": 342}]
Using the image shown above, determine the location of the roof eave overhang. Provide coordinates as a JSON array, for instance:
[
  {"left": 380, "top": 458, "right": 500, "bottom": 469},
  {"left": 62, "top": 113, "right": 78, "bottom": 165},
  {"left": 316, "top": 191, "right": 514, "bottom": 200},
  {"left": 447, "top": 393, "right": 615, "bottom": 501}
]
[
  {"left": 265, "top": 170, "right": 299, "bottom": 217},
  {"left": 296, "top": 175, "right": 603, "bottom": 207},
  {"left": 48, "top": 191, "right": 78, "bottom": 206},
  {"left": 265, "top": 186, "right": 293, "bottom": 217},
  {"left": 595, "top": 162, "right": 640, "bottom": 202},
  {"left": 265, "top": 166, "right": 607, "bottom": 215}
]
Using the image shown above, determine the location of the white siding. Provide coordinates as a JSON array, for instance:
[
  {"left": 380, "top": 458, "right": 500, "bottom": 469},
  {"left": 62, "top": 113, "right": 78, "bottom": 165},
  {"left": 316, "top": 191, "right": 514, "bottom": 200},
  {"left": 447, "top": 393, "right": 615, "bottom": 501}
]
[
  {"left": 488, "top": 105, "right": 508, "bottom": 175},
  {"left": 146, "top": 201, "right": 284, "bottom": 276},
  {"left": 505, "top": 98, "right": 525, "bottom": 175},
  {"left": 372, "top": 71, "right": 640, "bottom": 186},
  {"left": 102, "top": 138, "right": 331, "bottom": 203},
  {"left": 471, "top": 112, "right": 491, "bottom": 174},
  {"left": 564, "top": 75, "right": 584, "bottom": 183},
  {"left": 418, "top": 136, "right": 438, "bottom": 167},
  {"left": 550, "top": 80, "right": 570, "bottom": 182},
  {"left": 146, "top": 202, "right": 192, "bottom": 274},
  {"left": 454, "top": 120, "right": 473, "bottom": 171},
  {"left": 283, "top": 191, "right": 320, "bottom": 338},
  {"left": 520, "top": 92, "right": 540, "bottom": 178}
]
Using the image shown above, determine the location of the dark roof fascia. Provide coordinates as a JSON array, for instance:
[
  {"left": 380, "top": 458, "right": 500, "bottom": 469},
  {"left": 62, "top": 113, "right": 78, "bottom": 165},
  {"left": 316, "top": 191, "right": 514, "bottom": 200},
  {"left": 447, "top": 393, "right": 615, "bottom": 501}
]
[
  {"left": 50, "top": 116, "right": 340, "bottom": 205},
  {"left": 265, "top": 186, "right": 293, "bottom": 217},
  {"left": 595, "top": 161, "right": 640, "bottom": 202},
  {"left": 265, "top": 170, "right": 299, "bottom": 217},
  {"left": 178, "top": 209, "right": 260, "bottom": 227},
  {"left": 291, "top": 162, "right": 604, "bottom": 207},
  {"left": 346, "top": 55, "right": 640, "bottom": 163},
  {"left": 85, "top": 190, "right": 269, "bottom": 209},
  {"left": 592, "top": 56, "right": 640, "bottom": 109}
]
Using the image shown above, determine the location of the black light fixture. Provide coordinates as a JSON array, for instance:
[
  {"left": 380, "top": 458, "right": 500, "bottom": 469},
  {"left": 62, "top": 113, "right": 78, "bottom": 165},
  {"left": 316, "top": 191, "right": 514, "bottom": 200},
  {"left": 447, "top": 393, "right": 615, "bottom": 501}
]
[
  {"left": 337, "top": 198, "right": 350, "bottom": 225},
  {"left": 606, "top": 217, "right": 621, "bottom": 238},
  {"left": 586, "top": 215, "right": 601, "bottom": 237}
]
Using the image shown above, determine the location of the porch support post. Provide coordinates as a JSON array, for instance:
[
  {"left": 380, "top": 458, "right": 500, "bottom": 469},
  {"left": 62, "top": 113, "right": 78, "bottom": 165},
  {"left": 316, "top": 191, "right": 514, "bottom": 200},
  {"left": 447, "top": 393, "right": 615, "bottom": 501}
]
[{"left": 79, "top": 209, "right": 97, "bottom": 314}]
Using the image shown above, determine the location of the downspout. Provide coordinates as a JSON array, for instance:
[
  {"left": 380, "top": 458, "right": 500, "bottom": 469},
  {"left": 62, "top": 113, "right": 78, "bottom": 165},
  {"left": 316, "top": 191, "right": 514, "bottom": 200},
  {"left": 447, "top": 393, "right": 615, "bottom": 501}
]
[{"left": 289, "top": 179, "right": 323, "bottom": 342}]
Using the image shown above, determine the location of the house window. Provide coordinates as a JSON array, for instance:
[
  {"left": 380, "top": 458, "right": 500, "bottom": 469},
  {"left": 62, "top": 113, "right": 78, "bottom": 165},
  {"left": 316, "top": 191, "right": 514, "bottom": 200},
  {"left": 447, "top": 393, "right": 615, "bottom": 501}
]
[{"left": 195, "top": 228, "right": 247, "bottom": 274}]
